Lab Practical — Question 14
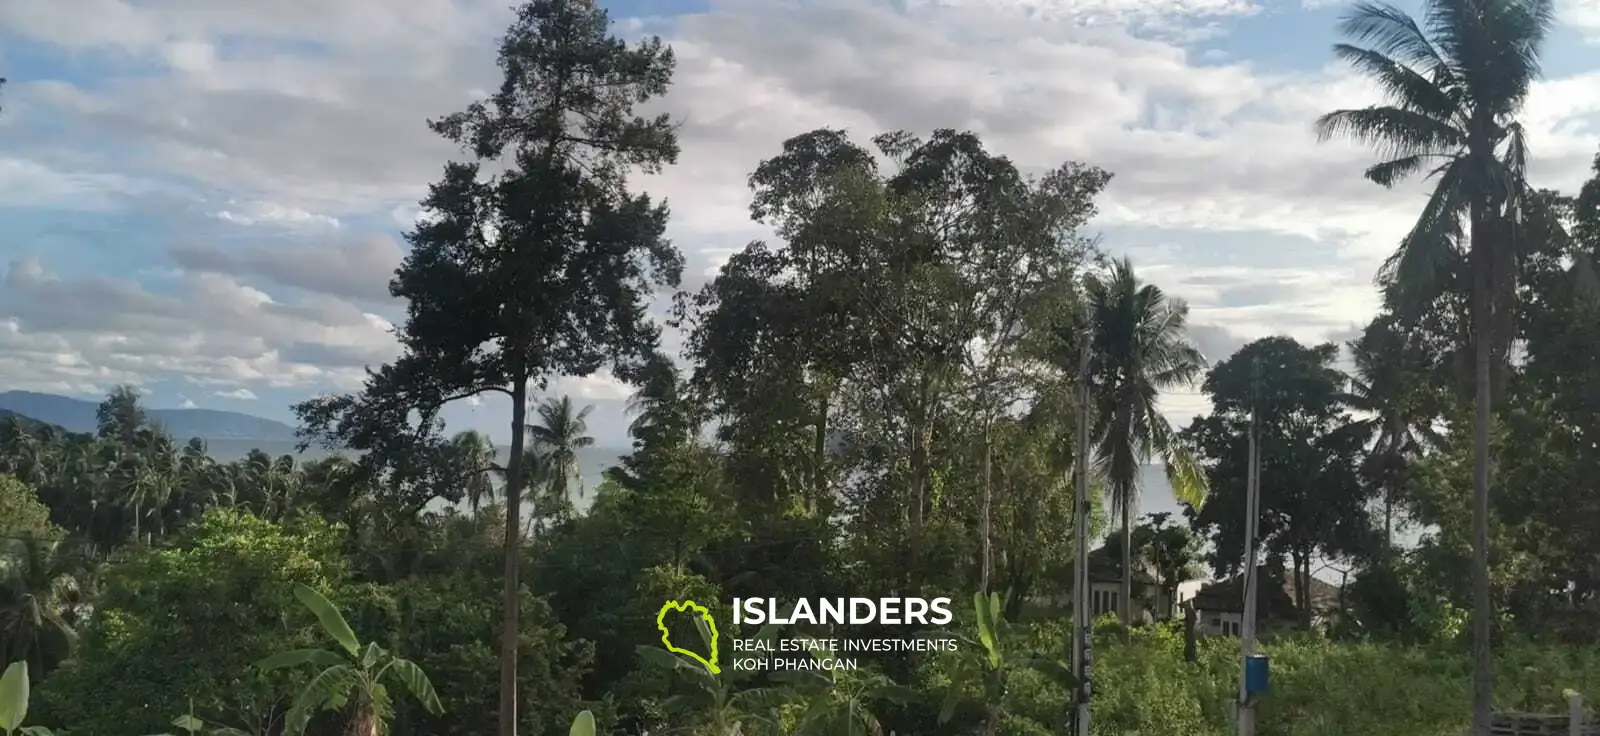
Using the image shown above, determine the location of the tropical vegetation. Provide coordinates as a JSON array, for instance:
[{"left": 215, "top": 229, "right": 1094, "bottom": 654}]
[{"left": 1, "top": 0, "right": 1598, "bottom": 734}]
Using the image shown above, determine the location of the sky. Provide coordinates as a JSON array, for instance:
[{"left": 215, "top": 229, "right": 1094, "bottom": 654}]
[{"left": 2, "top": 0, "right": 1600, "bottom": 448}]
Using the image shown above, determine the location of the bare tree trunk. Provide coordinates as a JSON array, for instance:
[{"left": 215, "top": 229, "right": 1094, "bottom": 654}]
[
  {"left": 1470, "top": 212, "right": 1494, "bottom": 736},
  {"left": 908, "top": 382, "right": 932, "bottom": 590},
  {"left": 980, "top": 417, "right": 993, "bottom": 595},
  {"left": 911, "top": 378, "right": 932, "bottom": 537},
  {"left": 813, "top": 393, "right": 829, "bottom": 517},
  {"left": 499, "top": 376, "right": 529, "bottom": 736}
]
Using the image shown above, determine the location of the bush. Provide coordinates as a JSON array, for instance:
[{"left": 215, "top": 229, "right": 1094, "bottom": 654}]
[{"left": 899, "top": 617, "right": 1600, "bottom": 736}]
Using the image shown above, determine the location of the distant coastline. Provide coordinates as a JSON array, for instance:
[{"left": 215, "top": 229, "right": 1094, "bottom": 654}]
[{"left": 196, "top": 440, "right": 1189, "bottom": 526}]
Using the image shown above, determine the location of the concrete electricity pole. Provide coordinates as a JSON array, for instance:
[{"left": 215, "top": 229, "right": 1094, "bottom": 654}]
[
  {"left": 1238, "top": 357, "right": 1263, "bottom": 736},
  {"left": 1071, "top": 325, "right": 1093, "bottom": 736}
]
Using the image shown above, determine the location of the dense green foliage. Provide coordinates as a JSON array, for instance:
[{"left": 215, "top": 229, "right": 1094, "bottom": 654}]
[{"left": 2, "top": 0, "right": 1599, "bottom": 734}]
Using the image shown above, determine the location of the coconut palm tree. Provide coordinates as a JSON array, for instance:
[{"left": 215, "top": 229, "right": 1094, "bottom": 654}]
[
  {"left": 1082, "top": 258, "right": 1209, "bottom": 627},
  {"left": 447, "top": 431, "right": 499, "bottom": 515},
  {"left": 0, "top": 420, "right": 49, "bottom": 487},
  {"left": 0, "top": 537, "right": 81, "bottom": 682},
  {"left": 625, "top": 358, "right": 693, "bottom": 449},
  {"left": 527, "top": 395, "right": 595, "bottom": 522},
  {"left": 1338, "top": 317, "right": 1444, "bottom": 550},
  {"left": 1315, "top": 0, "right": 1556, "bottom": 726}
]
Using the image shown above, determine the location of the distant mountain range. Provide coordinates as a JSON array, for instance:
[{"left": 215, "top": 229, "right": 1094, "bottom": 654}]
[{"left": 0, "top": 390, "right": 299, "bottom": 441}]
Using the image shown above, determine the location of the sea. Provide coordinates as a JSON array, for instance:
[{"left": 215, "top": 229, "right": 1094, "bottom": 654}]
[{"left": 198, "top": 439, "right": 1187, "bottom": 523}]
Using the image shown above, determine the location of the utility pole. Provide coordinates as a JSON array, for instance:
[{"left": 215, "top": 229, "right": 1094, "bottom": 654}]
[
  {"left": 1238, "top": 357, "right": 1263, "bottom": 736},
  {"left": 1070, "top": 325, "right": 1093, "bottom": 736}
]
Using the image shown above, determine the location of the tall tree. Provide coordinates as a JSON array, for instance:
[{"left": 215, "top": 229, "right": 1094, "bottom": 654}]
[
  {"left": 1315, "top": 0, "right": 1556, "bottom": 725},
  {"left": 1185, "top": 337, "right": 1377, "bottom": 622},
  {"left": 295, "top": 1, "right": 681, "bottom": 733},
  {"left": 1080, "top": 258, "right": 1208, "bottom": 626},
  {"left": 687, "top": 128, "right": 1110, "bottom": 595},
  {"left": 684, "top": 129, "right": 884, "bottom": 519},
  {"left": 623, "top": 355, "right": 695, "bottom": 453},
  {"left": 94, "top": 386, "right": 149, "bottom": 449},
  {"left": 884, "top": 131, "right": 1102, "bottom": 596},
  {"left": 1128, "top": 512, "right": 1203, "bottom": 620}
]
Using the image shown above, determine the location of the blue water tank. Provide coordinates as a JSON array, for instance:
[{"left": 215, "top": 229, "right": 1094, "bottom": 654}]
[{"left": 1244, "top": 655, "right": 1270, "bottom": 696}]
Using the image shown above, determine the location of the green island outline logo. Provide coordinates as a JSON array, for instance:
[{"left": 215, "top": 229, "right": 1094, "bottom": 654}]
[{"left": 656, "top": 599, "right": 721, "bottom": 674}]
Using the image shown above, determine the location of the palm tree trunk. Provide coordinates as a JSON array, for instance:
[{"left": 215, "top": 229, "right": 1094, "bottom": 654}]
[
  {"left": 1384, "top": 486, "right": 1394, "bottom": 551},
  {"left": 500, "top": 375, "right": 529, "bottom": 736},
  {"left": 1470, "top": 212, "right": 1494, "bottom": 735},
  {"left": 1121, "top": 502, "right": 1132, "bottom": 628}
]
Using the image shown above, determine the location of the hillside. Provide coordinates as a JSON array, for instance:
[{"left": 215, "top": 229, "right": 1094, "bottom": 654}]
[
  {"left": 0, "top": 407, "right": 72, "bottom": 435},
  {"left": 0, "top": 390, "right": 299, "bottom": 441}
]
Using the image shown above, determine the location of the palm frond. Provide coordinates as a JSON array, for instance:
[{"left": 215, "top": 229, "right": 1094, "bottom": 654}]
[
  {"left": 1156, "top": 430, "right": 1209, "bottom": 510},
  {"left": 1314, "top": 106, "right": 1464, "bottom": 162},
  {"left": 1364, "top": 154, "right": 1430, "bottom": 188},
  {"left": 1338, "top": 1, "right": 1454, "bottom": 75},
  {"left": 1331, "top": 44, "right": 1462, "bottom": 124},
  {"left": 1377, "top": 156, "right": 1470, "bottom": 320},
  {"left": 1496, "top": 121, "right": 1531, "bottom": 219},
  {"left": 1427, "top": 0, "right": 1554, "bottom": 119}
]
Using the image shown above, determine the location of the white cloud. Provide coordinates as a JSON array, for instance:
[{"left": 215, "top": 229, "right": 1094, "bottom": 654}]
[
  {"left": 1560, "top": 0, "right": 1600, "bottom": 40},
  {"left": 0, "top": 157, "right": 163, "bottom": 211},
  {"left": 179, "top": 397, "right": 198, "bottom": 409},
  {"left": 170, "top": 236, "right": 404, "bottom": 303},
  {"left": 215, "top": 200, "right": 342, "bottom": 229},
  {"left": 214, "top": 388, "right": 259, "bottom": 400},
  {"left": 0, "top": 258, "right": 400, "bottom": 394},
  {"left": 559, "top": 372, "right": 634, "bottom": 402}
]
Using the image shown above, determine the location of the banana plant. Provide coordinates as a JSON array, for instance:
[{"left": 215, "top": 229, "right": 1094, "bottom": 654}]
[
  {"left": 569, "top": 710, "right": 597, "bottom": 736},
  {"left": 257, "top": 584, "right": 443, "bottom": 736},
  {"left": 770, "top": 639, "right": 919, "bottom": 736},
  {"left": 145, "top": 700, "right": 254, "bottom": 736},
  {"left": 635, "top": 619, "right": 789, "bottom": 735},
  {"left": 0, "top": 661, "right": 53, "bottom": 736},
  {"left": 917, "top": 592, "right": 1077, "bottom": 736}
]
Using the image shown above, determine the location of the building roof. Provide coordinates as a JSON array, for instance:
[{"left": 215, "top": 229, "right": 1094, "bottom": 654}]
[
  {"left": 1188, "top": 567, "right": 1313, "bottom": 621},
  {"left": 1072, "top": 544, "right": 1160, "bottom": 587},
  {"left": 1284, "top": 574, "right": 1343, "bottom": 612}
]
